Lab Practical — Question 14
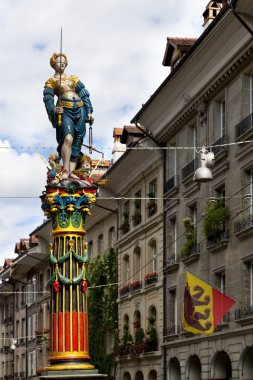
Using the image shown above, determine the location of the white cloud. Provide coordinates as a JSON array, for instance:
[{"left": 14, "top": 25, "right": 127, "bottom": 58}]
[{"left": 0, "top": 0, "right": 208, "bottom": 263}]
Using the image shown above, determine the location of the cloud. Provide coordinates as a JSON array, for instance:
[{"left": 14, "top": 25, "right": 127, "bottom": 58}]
[{"left": 0, "top": 0, "right": 208, "bottom": 264}]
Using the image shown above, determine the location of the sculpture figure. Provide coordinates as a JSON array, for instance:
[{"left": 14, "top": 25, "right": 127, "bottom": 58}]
[{"left": 43, "top": 53, "right": 94, "bottom": 180}]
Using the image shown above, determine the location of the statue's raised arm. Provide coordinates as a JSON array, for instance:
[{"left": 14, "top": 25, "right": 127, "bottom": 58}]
[{"left": 43, "top": 53, "right": 94, "bottom": 180}]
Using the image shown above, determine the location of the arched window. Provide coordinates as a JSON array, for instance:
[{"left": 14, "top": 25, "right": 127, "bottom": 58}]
[
  {"left": 133, "top": 247, "right": 141, "bottom": 281},
  {"left": 97, "top": 234, "right": 104, "bottom": 254},
  {"left": 168, "top": 357, "right": 181, "bottom": 380},
  {"left": 123, "top": 372, "right": 131, "bottom": 380},
  {"left": 108, "top": 227, "right": 116, "bottom": 247},
  {"left": 148, "top": 370, "right": 157, "bottom": 380},
  {"left": 123, "top": 254, "right": 130, "bottom": 282},
  {"left": 135, "top": 371, "right": 144, "bottom": 380}
]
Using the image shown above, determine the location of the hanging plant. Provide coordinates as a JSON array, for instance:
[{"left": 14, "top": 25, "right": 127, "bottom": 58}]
[
  {"left": 181, "top": 217, "right": 197, "bottom": 257},
  {"left": 202, "top": 199, "right": 229, "bottom": 242}
]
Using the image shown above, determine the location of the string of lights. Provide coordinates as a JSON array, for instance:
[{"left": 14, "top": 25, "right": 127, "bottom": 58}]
[{"left": 1, "top": 137, "right": 253, "bottom": 151}]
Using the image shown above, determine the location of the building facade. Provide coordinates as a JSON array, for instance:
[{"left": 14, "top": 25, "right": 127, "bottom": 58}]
[{"left": 132, "top": 0, "right": 253, "bottom": 378}]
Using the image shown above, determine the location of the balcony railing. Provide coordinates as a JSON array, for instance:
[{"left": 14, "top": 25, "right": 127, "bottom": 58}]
[
  {"left": 165, "top": 175, "right": 179, "bottom": 193},
  {"left": 235, "top": 306, "right": 253, "bottom": 320},
  {"left": 167, "top": 254, "right": 181, "bottom": 266},
  {"left": 164, "top": 325, "right": 181, "bottom": 336},
  {"left": 211, "top": 135, "right": 229, "bottom": 156},
  {"left": 235, "top": 111, "right": 253, "bottom": 139},
  {"left": 181, "top": 158, "right": 198, "bottom": 180},
  {"left": 234, "top": 214, "right": 253, "bottom": 234},
  {"left": 206, "top": 230, "right": 229, "bottom": 247}
]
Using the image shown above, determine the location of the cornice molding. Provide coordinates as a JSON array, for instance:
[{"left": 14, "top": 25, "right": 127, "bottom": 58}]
[{"left": 158, "top": 45, "right": 253, "bottom": 144}]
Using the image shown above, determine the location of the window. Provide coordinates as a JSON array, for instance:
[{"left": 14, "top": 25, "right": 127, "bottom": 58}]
[
  {"left": 16, "top": 320, "right": 19, "bottom": 339},
  {"left": 27, "top": 275, "right": 37, "bottom": 305},
  {"left": 168, "top": 289, "right": 177, "bottom": 333},
  {"left": 189, "top": 204, "right": 197, "bottom": 224},
  {"left": 123, "top": 255, "right": 130, "bottom": 282},
  {"left": 241, "top": 170, "right": 253, "bottom": 215},
  {"left": 16, "top": 288, "right": 19, "bottom": 310},
  {"left": 21, "top": 286, "right": 26, "bottom": 306},
  {"left": 133, "top": 191, "right": 141, "bottom": 226},
  {"left": 187, "top": 125, "right": 197, "bottom": 161},
  {"left": 21, "top": 318, "right": 25, "bottom": 340},
  {"left": 97, "top": 234, "right": 104, "bottom": 254},
  {"left": 108, "top": 227, "right": 116, "bottom": 247},
  {"left": 133, "top": 247, "right": 141, "bottom": 281},
  {"left": 148, "top": 180, "right": 157, "bottom": 217},
  {"left": 213, "top": 99, "right": 226, "bottom": 142},
  {"left": 148, "top": 239, "right": 157, "bottom": 273},
  {"left": 250, "top": 263, "right": 253, "bottom": 306},
  {"left": 168, "top": 218, "right": 177, "bottom": 257},
  {"left": 120, "top": 201, "right": 130, "bottom": 233},
  {"left": 167, "top": 143, "right": 177, "bottom": 180},
  {"left": 28, "top": 351, "right": 36, "bottom": 376}
]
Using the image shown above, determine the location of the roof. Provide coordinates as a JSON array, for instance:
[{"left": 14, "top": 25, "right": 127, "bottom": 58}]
[
  {"left": 162, "top": 37, "right": 197, "bottom": 66},
  {"left": 131, "top": 2, "right": 229, "bottom": 123},
  {"left": 14, "top": 235, "right": 38, "bottom": 254},
  {"left": 3, "top": 259, "right": 14, "bottom": 268},
  {"left": 121, "top": 125, "right": 146, "bottom": 144},
  {"left": 113, "top": 128, "right": 123, "bottom": 137}
]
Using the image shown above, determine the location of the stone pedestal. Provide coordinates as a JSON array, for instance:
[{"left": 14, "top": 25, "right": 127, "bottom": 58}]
[{"left": 40, "top": 370, "right": 107, "bottom": 379}]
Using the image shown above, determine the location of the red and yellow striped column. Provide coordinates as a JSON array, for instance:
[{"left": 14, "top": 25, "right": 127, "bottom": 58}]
[{"left": 41, "top": 185, "right": 96, "bottom": 371}]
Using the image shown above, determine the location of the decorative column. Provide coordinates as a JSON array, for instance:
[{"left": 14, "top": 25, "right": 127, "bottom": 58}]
[{"left": 41, "top": 181, "right": 106, "bottom": 378}]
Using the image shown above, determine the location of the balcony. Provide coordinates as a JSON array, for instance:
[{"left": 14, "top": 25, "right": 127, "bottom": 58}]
[
  {"left": 206, "top": 231, "right": 229, "bottom": 253},
  {"left": 235, "top": 306, "right": 253, "bottom": 324},
  {"left": 235, "top": 111, "right": 253, "bottom": 139},
  {"left": 164, "top": 325, "right": 181, "bottom": 338},
  {"left": 234, "top": 214, "right": 253, "bottom": 238},
  {"left": 181, "top": 158, "right": 198, "bottom": 181},
  {"left": 211, "top": 135, "right": 229, "bottom": 156},
  {"left": 165, "top": 175, "right": 179, "bottom": 193},
  {"left": 165, "top": 254, "right": 181, "bottom": 273},
  {"left": 182, "top": 244, "right": 200, "bottom": 264}
]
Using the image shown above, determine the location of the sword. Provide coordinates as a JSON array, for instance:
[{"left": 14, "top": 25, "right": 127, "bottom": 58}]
[{"left": 58, "top": 27, "right": 63, "bottom": 127}]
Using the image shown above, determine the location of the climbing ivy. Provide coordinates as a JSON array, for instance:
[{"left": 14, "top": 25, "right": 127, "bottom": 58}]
[{"left": 88, "top": 248, "right": 118, "bottom": 379}]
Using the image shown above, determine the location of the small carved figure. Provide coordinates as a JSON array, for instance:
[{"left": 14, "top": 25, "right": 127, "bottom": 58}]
[
  {"left": 43, "top": 53, "right": 94, "bottom": 180},
  {"left": 47, "top": 152, "right": 62, "bottom": 184}
]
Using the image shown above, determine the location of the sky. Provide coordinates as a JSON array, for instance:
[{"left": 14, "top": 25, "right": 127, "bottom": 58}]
[{"left": 0, "top": 0, "right": 208, "bottom": 264}]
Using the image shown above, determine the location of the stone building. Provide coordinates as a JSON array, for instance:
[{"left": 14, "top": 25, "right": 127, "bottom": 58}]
[
  {"left": 132, "top": 0, "right": 253, "bottom": 378},
  {"left": 0, "top": 222, "right": 51, "bottom": 380}
]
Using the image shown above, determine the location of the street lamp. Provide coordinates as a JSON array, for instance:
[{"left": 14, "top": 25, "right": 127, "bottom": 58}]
[{"left": 193, "top": 147, "right": 215, "bottom": 183}]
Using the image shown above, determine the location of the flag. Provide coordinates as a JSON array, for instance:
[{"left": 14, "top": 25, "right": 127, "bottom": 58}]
[{"left": 182, "top": 272, "right": 235, "bottom": 335}]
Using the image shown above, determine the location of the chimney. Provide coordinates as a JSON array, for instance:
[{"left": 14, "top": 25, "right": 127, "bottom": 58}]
[
  {"left": 112, "top": 128, "right": 126, "bottom": 163},
  {"left": 202, "top": 1, "right": 224, "bottom": 30}
]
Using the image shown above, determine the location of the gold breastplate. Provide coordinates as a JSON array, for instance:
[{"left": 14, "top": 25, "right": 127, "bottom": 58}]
[{"left": 45, "top": 74, "right": 80, "bottom": 100}]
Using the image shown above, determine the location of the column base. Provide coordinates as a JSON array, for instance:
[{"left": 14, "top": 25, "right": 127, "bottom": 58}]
[{"left": 40, "top": 369, "right": 107, "bottom": 379}]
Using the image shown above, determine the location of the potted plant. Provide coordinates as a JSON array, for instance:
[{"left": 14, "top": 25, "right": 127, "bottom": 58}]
[
  {"left": 202, "top": 199, "right": 229, "bottom": 243},
  {"left": 131, "top": 280, "right": 142, "bottom": 291},
  {"left": 119, "top": 283, "right": 130, "bottom": 296},
  {"left": 181, "top": 217, "right": 197, "bottom": 257},
  {"left": 144, "top": 272, "right": 158, "bottom": 286}
]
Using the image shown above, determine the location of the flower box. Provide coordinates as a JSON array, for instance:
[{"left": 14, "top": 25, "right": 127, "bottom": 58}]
[{"left": 144, "top": 272, "right": 157, "bottom": 286}]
